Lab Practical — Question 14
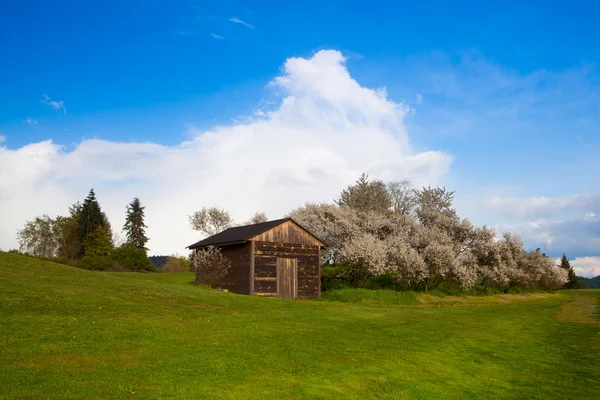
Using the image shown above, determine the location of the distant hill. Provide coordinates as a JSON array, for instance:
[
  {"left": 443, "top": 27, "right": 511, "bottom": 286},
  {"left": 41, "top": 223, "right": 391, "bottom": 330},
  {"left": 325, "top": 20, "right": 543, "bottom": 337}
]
[
  {"left": 149, "top": 255, "right": 169, "bottom": 269},
  {"left": 579, "top": 275, "right": 600, "bottom": 289}
]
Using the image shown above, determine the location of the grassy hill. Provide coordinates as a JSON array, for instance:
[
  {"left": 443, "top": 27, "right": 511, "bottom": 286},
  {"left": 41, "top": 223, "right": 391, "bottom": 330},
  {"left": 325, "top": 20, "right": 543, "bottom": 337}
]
[{"left": 1, "top": 252, "right": 599, "bottom": 399}]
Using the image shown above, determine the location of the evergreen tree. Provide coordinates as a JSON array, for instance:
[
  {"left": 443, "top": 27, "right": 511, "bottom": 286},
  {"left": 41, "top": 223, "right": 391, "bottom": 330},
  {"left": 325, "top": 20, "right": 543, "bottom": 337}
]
[
  {"left": 77, "top": 189, "right": 111, "bottom": 258},
  {"left": 123, "top": 197, "right": 149, "bottom": 251},
  {"left": 560, "top": 254, "right": 583, "bottom": 289},
  {"left": 82, "top": 226, "right": 113, "bottom": 257}
]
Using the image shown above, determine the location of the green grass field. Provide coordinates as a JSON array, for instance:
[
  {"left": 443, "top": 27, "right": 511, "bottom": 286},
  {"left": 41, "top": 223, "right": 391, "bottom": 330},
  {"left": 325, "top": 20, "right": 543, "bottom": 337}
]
[{"left": 1, "top": 252, "right": 598, "bottom": 399}]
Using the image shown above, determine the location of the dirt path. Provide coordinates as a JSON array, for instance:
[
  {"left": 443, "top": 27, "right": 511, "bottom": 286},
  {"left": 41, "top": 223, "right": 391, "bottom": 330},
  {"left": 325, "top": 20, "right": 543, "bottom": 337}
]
[{"left": 556, "top": 295, "right": 598, "bottom": 325}]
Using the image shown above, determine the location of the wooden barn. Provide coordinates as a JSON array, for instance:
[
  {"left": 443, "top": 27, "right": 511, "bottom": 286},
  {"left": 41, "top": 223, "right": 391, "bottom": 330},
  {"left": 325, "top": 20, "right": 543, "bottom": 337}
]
[{"left": 187, "top": 218, "right": 326, "bottom": 299}]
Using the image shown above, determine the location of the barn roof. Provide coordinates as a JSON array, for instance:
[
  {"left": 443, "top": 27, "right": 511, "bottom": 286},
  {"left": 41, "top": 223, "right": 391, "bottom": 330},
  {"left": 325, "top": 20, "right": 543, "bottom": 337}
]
[{"left": 187, "top": 218, "right": 323, "bottom": 249}]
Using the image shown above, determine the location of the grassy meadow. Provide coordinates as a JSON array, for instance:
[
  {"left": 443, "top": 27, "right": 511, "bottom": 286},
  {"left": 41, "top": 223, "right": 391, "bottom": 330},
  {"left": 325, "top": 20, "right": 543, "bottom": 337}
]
[{"left": 0, "top": 252, "right": 598, "bottom": 399}]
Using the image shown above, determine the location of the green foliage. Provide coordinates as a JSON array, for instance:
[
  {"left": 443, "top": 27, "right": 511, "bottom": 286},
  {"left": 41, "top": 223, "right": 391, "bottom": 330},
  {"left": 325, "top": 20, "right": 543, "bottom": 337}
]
[
  {"left": 560, "top": 254, "right": 584, "bottom": 289},
  {"left": 122, "top": 197, "right": 149, "bottom": 251},
  {"left": 163, "top": 255, "right": 192, "bottom": 272},
  {"left": 82, "top": 226, "right": 113, "bottom": 257},
  {"left": 336, "top": 173, "right": 392, "bottom": 213},
  {"left": 75, "top": 255, "right": 114, "bottom": 271},
  {"left": 77, "top": 189, "right": 111, "bottom": 258},
  {"left": 110, "top": 244, "right": 154, "bottom": 271},
  {"left": 16, "top": 214, "right": 57, "bottom": 257},
  {"left": 54, "top": 213, "right": 79, "bottom": 260}
]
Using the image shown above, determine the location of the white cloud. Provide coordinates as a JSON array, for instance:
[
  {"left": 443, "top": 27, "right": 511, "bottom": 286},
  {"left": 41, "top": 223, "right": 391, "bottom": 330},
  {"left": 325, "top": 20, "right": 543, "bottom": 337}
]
[
  {"left": 0, "top": 134, "right": 5, "bottom": 144},
  {"left": 570, "top": 256, "right": 600, "bottom": 278},
  {"left": 25, "top": 117, "right": 38, "bottom": 126},
  {"left": 585, "top": 212, "right": 598, "bottom": 221},
  {"left": 0, "top": 50, "right": 451, "bottom": 255},
  {"left": 210, "top": 33, "right": 225, "bottom": 39},
  {"left": 228, "top": 17, "right": 254, "bottom": 29},
  {"left": 41, "top": 95, "right": 66, "bottom": 114},
  {"left": 416, "top": 94, "right": 423, "bottom": 104},
  {"left": 496, "top": 217, "right": 599, "bottom": 258},
  {"left": 487, "top": 193, "right": 599, "bottom": 219}
]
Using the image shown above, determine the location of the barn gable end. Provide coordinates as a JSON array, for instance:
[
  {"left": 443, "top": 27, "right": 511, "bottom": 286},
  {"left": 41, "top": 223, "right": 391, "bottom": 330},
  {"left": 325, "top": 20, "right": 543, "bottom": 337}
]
[{"left": 249, "top": 219, "right": 326, "bottom": 247}]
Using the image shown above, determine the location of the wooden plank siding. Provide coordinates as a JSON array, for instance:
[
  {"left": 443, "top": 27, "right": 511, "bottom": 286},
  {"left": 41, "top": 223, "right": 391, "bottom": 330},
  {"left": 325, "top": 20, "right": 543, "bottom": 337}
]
[
  {"left": 219, "top": 242, "right": 252, "bottom": 295},
  {"left": 250, "top": 220, "right": 326, "bottom": 247},
  {"left": 253, "top": 242, "right": 320, "bottom": 299}
]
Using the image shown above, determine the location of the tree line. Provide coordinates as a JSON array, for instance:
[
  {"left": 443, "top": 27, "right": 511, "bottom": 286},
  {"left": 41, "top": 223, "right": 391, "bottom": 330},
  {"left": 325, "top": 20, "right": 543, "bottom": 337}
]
[{"left": 14, "top": 189, "right": 152, "bottom": 271}]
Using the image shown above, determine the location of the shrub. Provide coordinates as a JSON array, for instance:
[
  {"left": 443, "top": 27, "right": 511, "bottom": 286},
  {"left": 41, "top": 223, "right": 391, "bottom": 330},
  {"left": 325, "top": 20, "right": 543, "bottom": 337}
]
[
  {"left": 163, "top": 255, "right": 192, "bottom": 272},
  {"left": 76, "top": 255, "right": 114, "bottom": 271},
  {"left": 505, "top": 286, "right": 523, "bottom": 294},
  {"left": 191, "top": 246, "right": 231, "bottom": 287},
  {"left": 110, "top": 244, "right": 154, "bottom": 271}
]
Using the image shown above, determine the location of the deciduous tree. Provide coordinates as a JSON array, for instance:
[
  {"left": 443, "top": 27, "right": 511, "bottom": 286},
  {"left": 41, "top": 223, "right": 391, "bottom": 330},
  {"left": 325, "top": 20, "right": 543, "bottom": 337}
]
[
  {"left": 189, "top": 206, "right": 233, "bottom": 237},
  {"left": 336, "top": 173, "right": 392, "bottom": 214},
  {"left": 387, "top": 180, "right": 417, "bottom": 216},
  {"left": 16, "top": 215, "right": 57, "bottom": 257}
]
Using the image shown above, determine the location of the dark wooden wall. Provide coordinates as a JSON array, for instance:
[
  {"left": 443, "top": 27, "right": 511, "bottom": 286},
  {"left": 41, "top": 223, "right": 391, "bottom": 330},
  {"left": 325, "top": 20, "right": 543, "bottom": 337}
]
[
  {"left": 253, "top": 242, "right": 320, "bottom": 299},
  {"left": 219, "top": 242, "right": 252, "bottom": 295}
]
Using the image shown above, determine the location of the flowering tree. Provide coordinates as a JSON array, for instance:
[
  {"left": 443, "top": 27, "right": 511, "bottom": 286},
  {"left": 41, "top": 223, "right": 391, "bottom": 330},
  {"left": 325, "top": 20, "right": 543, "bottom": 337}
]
[
  {"left": 191, "top": 246, "right": 231, "bottom": 287},
  {"left": 188, "top": 206, "right": 233, "bottom": 237},
  {"left": 289, "top": 180, "right": 567, "bottom": 293}
]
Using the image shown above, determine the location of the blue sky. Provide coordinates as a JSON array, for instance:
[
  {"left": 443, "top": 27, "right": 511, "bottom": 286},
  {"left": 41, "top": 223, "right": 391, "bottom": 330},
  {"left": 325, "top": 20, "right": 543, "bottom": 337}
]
[{"left": 1, "top": 1, "right": 599, "bottom": 275}]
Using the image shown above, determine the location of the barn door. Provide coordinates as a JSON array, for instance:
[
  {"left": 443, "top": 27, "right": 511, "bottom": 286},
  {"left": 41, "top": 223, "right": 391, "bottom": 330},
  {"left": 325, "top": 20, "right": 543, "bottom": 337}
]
[{"left": 276, "top": 258, "right": 297, "bottom": 299}]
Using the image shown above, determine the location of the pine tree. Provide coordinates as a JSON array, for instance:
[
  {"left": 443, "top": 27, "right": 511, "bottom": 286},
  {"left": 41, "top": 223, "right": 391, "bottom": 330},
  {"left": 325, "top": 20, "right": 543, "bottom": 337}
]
[
  {"left": 123, "top": 197, "right": 149, "bottom": 251},
  {"left": 560, "top": 254, "right": 583, "bottom": 289},
  {"left": 77, "top": 189, "right": 111, "bottom": 258}
]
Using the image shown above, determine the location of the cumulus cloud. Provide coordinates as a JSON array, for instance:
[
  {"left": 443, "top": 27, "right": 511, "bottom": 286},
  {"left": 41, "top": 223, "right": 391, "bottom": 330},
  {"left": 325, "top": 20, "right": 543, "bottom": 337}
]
[
  {"left": 487, "top": 193, "right": 600, "bottom": 219},
  {"left": 41, "top": 95, "right": 66, "bottom": 114},
  {"left": 0, "top": 50, "right": 451, "bottom": 255},
  {"left": 496, "top": 217, "right": 600, "bottom": 258},
  {"left": 570, "top": 256, "right": 600, "bottom": 278},
  {"left": 0, "top": 134, "right": 5, "bottom": 144}
]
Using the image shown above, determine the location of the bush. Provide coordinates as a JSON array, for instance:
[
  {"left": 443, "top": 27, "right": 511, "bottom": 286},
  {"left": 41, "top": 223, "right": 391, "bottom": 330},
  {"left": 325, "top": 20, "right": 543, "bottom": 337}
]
[
  {"left": 191, "top": 246, "right": 231, "bottom": 287},
  {"left": 505, "top": 286, "right": 523, "bottom": 294},
  {"left": 76, "top": 255, "right": 114, "bottom": 271},
  {"left": 163, "top": 255, "right": 192, "bottom": 272},
  {"left": 110, "top": 244, "right": 154, "bottom": 271}
]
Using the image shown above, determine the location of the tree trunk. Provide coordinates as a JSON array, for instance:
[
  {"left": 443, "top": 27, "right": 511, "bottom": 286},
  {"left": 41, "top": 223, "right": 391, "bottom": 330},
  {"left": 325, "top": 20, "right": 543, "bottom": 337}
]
[
  {"left": 362, "top": 276, "right": 371, "bottom": 289},
  {"left": 424, "top": 278, "right": 429, "bottom": 292}
]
